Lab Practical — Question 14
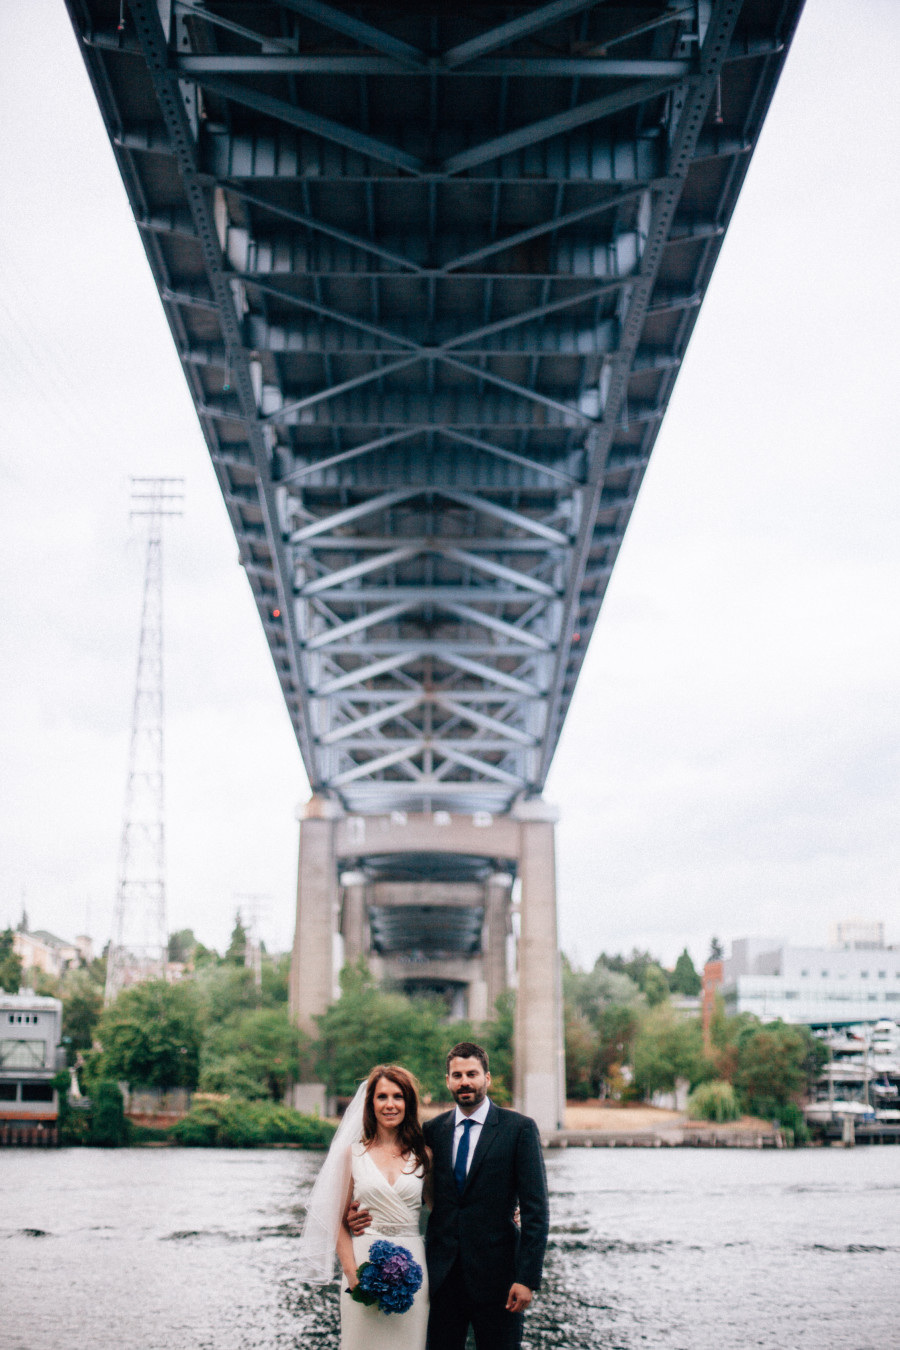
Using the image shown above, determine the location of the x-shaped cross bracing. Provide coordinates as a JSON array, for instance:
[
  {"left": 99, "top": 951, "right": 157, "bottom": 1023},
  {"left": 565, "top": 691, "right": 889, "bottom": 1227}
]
[
  {"left": 226, "top": 182, "right": 651, "bottom": 279},
  {"left": 247, "top": 273, "right": 634, "bottom": 428},
  {"left": 76, "top": 0, "right": 794, "bottom": 809}
]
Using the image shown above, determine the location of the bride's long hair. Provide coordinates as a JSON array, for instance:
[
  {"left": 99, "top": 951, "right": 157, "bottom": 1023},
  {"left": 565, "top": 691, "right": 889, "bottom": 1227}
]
[{"left": 362, "top": 1064, "right": 429, "bottom": 1175}]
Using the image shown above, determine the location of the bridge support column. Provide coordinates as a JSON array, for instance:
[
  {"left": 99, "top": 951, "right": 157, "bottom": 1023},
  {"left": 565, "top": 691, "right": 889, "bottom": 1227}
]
[
  {"left": 513, "top": 801, "right": 564, "bottom": 1133},
  {"left": 340, "top": 870, "right": 368, "bottom": 964},
  {"left": 289, "top": 798, "right": 340, "bottom": 1115},
  {"left": 485, "top": 870, "right": 513, "bottom": 1014}
]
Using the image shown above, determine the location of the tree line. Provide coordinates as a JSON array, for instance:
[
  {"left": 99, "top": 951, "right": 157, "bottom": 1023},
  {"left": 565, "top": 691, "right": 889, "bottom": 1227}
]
[
  {"left": 563, "top": 948, "right": 824, "bottom": 1137},
  {"left": 2, "top": 924, "right": 823, "bottom": 1143}
]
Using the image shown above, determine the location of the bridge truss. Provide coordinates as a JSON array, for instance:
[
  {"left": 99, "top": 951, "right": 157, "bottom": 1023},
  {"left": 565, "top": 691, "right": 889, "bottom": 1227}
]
[{"left": 67, "top": 0, "right": 804, "bottom": 814}]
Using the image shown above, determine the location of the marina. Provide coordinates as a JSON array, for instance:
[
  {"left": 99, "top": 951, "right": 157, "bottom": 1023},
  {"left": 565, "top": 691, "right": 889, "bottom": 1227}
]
[{"left": 805, "top": 1021, "right": 900, "bottom": 1142}]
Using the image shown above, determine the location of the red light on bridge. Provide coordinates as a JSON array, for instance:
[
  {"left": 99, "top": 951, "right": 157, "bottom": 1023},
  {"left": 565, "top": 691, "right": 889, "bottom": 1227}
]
[{"left": 272, "top": 608, "right": 282, "bottom": 619}]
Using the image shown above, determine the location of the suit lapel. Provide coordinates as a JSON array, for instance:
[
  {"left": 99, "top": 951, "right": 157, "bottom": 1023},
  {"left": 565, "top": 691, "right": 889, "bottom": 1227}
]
[
  {"left": 435, "top": 1109, "right": 456, "bottom": 1180},
  {"left": 461, "top": 1101, "right": 500, "bottom": 1191}
]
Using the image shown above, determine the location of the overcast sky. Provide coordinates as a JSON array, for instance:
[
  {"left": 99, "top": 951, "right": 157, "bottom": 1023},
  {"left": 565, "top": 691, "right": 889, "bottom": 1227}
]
[{"left": 1, "top": 2, "right": 897, "bottom": 969}]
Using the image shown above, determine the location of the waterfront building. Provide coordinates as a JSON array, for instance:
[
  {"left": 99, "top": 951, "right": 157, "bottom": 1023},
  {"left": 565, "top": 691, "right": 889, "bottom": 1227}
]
[
  {"left": 0, "top": 990, "right": 65, "bottom": 1139},
  {"left": 722, "top": 932, "right": 900, "bottom": 1027}
]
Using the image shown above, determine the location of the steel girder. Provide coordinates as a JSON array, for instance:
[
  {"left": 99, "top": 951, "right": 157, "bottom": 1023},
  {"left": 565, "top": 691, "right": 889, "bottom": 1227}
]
[
  {"left": 368, "top": 904, "right": 485, "bottom": 957},
  {"left": 66, "top": 0, "right": 805, "bottom": 814}
]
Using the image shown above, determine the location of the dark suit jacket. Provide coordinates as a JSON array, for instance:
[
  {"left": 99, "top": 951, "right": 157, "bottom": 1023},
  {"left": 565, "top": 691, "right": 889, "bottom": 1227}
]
[{"left": 422, "top": 1102, "right": 549, "bottom": 1302}]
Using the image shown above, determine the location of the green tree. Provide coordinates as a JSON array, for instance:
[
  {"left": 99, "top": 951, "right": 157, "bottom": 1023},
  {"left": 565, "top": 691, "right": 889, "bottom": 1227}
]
[
  {"left": 314, "top": 961, "right": 449, "bottom": 1098},
  {"left": 225, "top": 916, "right": 248, "bottom": 966},
  {"left": 0, "top": 928, "right": 23, "bottom": 993},
  {"left": 708, "top": 936, "right": 724, "bottom": 962},
  {"left": 641, "top": 964, "right": 670, "bottom": 1007},
  {"left": 200, "top": 1007, "right": 312, "bottom": 1101},
  {"left": 563, "top": 956, "right": 641, "bottom": 1020},
  {"left": 631, "top": 1005, "right": 706, "bottom": 1099},
  {"left": 193, "top": 962, "right": 262, "bottom": 1023},
  {"left": 89, "top": 1079, "right": 129, "bottom": 1147},
  {"left": 564, "top": 1010, "right": 598, "bottom": 1100},
  {"left": 87, "top": 945, "right": 108, "bottom": 989},
  {"left": 670, "top": 948, "right": 702, "bottom": 996},
  {"left": 192, "top": 940, "right": 220, "bottom": 968},
  {"left": 592, "top": 949, "right": 677, "bottom": 1004},
  {"left": 733, "top": 1020, "right": 820, "bottom": 1119},
  {"left": 60, "top": 968, "right": 104, "bottom": 1063},
  {"left": 562, "top": 955, "right": 644, "bottom": 1097},
  {"left": 96, "top": 979, "right": 202, "bottom": 1089},
  {"left": 599, "top": 948, "right": 659, "bottom": 989},
  {"left": 478, "top": 988, "right": 514, "bottom": 1105},
  {"left": 595, "top": 1002, "right": 641, "bottom": 1084},
  {"left": 52, "top": 1069, "right": 88, "bottom": 1145},
  {"left": 261, "top": 951, "right": 291, "bottom": 1005},
  {"left": 687, "top": 1080, "right": 740, "bottom": 1122},
  {"left": 168, "top": 928, "right": 198, "bottom": 964},
  {"left": 707, "top": 1001, "right": 756, "bottom": 1081}
]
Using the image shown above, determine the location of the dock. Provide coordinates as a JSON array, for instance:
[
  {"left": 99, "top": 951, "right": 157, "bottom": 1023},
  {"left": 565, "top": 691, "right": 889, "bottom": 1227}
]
[{"left": 542, "top": 1126, "right": 784, "bottom": 1149}]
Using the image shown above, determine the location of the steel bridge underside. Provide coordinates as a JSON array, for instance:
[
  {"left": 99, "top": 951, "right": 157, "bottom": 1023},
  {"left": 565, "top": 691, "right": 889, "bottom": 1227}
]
[{"left": 67, "top": 0, "right": 804, "bottom": 816}]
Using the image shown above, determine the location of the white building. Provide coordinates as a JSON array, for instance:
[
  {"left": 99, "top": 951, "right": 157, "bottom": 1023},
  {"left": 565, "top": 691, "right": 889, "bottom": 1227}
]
[
  {"left": 0, "top": 991, "right": 65, "bottom": 1130},
  {"left": 723, "top": 933, "right": 900, "bottom": 1026},
  {"left": 829, "top": 919, "right": 885, "bottom": 950}
]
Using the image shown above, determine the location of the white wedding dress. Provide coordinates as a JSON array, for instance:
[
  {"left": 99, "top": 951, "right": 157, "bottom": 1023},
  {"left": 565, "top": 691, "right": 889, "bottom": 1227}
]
[{"left": 340, "top": 1140, "right": 429, "bottom": 1350}]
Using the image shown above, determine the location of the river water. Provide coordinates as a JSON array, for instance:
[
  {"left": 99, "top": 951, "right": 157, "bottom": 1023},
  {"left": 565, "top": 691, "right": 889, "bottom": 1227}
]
[{"left": 1, "top": 1145, "right": 896, "bottom": 1350}]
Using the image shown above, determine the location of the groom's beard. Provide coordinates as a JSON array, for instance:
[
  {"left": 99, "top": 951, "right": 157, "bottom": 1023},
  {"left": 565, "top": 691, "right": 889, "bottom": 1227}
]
[{"left": 451, "top": 1083, "right": 487, "bottom": 1111}]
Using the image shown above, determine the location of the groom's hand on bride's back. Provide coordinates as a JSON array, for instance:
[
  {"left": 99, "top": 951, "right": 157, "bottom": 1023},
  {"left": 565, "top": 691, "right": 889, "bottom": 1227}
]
[
  {"left": 505, "top": 1283, "right": 533, "bottom": 1314},
  {"left": 345, "top": 1199, "right": 372, "bottom": 1236}
]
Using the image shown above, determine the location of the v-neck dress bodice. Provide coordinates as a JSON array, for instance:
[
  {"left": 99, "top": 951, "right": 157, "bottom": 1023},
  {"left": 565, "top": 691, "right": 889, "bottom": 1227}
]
[
  {"left": 350, "top": 1141, "right": 423, "bottom": 1238},
  {"left": 340, "top": 1141, "right": 429, "bottom": 1349}
]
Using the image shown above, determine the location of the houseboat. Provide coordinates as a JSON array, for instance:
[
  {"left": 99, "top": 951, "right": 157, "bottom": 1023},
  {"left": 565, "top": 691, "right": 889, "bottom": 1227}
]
[{"left": 0, "top": 990, "right": 65, "bottom": 1144}]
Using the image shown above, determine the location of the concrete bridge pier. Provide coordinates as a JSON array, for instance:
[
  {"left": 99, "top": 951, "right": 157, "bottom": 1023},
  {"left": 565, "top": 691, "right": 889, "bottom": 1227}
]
[
  {"left": 288, "top": 797, "right": 341, "bottom": 1115},
  {"left": 338, "top": 868, "right": 368, "bottom": 965},
  {"left": 512, "top": 799, "right": 566, "bottom": 1133},
  {"left": 288, "top": 800, "right": 564, "bottom": 1131},
  {"left": 484, "top": 868, "right": 514, "bottom": 1015}
]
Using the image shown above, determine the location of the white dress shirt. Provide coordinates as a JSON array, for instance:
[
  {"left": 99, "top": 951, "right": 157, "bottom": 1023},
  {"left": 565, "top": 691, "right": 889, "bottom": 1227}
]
[{"left": 451, "top": 1096, "right": 491, "bottom": 1175}]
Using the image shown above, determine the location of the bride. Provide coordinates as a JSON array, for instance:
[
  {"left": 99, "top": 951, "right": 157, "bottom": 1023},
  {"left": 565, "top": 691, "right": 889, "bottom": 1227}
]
[{"left": 298, "top": 1064, "right": 431, "bottom": 1349}]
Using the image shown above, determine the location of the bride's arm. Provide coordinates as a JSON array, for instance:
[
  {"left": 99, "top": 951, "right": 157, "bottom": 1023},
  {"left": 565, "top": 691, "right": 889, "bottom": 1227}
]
[{"left": 336, "top": 1173, "right": 359, "bottom": 1286}]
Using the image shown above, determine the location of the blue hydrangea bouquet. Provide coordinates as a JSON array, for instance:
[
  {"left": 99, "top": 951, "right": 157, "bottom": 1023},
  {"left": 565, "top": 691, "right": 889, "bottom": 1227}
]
[{"left": 346, "top": 1238, "right": 423, "bottom": 1315}]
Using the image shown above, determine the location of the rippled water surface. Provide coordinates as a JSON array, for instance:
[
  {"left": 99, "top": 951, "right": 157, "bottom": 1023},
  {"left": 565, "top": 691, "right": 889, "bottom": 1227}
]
[{"left": 1, "top": 1145, "right": 897, "bottom": 1350}]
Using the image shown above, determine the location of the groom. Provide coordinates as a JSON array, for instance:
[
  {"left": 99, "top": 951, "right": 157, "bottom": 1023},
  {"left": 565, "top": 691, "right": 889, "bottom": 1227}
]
[{"left": 351, "top": 1040, "right": 549, "bottom": 1349}]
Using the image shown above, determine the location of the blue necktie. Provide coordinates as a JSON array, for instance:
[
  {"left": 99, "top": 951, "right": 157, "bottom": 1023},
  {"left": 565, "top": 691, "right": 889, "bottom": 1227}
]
[{"left": 454, "top": 1118, "right": 474, "bottom": 1193}]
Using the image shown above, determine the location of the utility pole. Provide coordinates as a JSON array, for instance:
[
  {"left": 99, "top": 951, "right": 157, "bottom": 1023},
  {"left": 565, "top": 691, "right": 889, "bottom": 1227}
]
[
  {"left": 106, "top": 478, "right": 184, "bottom": 1003},
  {"left": 234, "top": 893, "right": 271, "bottom": 996}
]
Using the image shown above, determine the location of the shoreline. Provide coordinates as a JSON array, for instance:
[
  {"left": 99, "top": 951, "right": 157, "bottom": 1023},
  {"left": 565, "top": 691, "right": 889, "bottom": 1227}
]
[
  {"left": 543, "top": 1126, "right": 785, "bottom": 1149},
  {"left": 546, "top": 1102, "right": 786, "bottom": 1149},
  {"left": 25, "top": 1100, "right": 860, "bottom": 1151},
  {"left": 124, "top": 1102, "right": 786, "bottom": 1150}
]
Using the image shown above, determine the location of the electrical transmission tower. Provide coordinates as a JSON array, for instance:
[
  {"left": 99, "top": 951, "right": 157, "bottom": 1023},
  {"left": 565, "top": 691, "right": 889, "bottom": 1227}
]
[
  {"left": 106, "top": 478, "right": 184, "bottom": 1003},
  {"left": 234, "top": 893, "right": 272, "bottom": 995}
]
